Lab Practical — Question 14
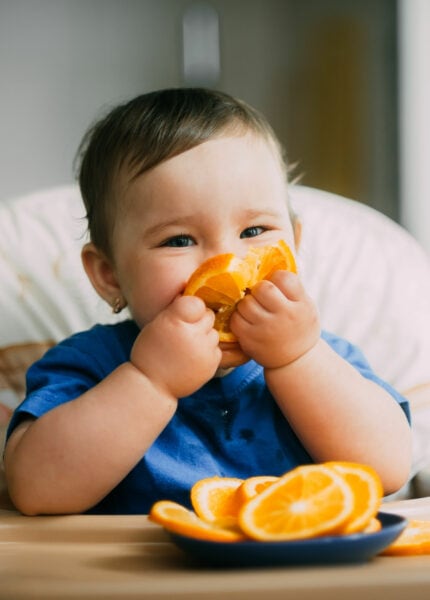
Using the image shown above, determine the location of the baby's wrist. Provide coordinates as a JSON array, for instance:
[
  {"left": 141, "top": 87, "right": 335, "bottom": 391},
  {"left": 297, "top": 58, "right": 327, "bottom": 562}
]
[
  {"left": 264, "top": 337, "right": 322, "bottom": 375},
  {"left": 124, "top": 361, "right": 179, "bottom": 406}
]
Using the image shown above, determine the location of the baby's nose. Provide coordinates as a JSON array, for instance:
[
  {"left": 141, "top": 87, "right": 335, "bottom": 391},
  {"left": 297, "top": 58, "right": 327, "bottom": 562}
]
[{"left": 208, "top": 239, "right": 245, "bottom": 259}]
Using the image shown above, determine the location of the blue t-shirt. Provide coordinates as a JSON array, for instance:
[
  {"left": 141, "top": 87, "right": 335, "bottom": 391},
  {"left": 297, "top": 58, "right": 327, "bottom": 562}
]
[{"left": 7, "top": 320, "right": 410, "bottom": 514}]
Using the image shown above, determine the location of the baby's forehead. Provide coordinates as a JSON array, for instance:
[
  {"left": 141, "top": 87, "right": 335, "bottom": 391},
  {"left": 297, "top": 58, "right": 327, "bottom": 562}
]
[
  {"left": 139, "top": 133, "right": 279, "bottom": 179},
  {"left": 119, "top": 138, "right": 286, "bottom": 214},
  {"left": 125, "top": 128, "right": 279, "bottom": 176},
  {"left": 111, "top": 131, "right": 286, "bottom": 220}
]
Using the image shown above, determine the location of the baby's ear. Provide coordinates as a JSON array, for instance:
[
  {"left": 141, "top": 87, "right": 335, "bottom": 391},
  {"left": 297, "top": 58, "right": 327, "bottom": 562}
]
[
  {"left": 81, "top": 242, "right": 122, "bottom": 307},
  {"left": 293, "top": 217, "right": 302, "bottom": 251}
]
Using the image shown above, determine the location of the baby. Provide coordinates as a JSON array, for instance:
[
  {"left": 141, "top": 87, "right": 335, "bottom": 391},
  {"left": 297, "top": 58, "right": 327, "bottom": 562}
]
[{"left": 4, "top": 88, "right": 411, "bottom": 515}]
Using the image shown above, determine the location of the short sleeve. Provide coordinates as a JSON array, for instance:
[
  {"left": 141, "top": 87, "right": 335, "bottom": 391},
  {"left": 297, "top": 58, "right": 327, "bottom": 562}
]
[
  {"left": 6, "top": 321, "right": 139, "bottom": 439},
  {"left": 321, "top": 330, "right": 411, "bottom": 424}
]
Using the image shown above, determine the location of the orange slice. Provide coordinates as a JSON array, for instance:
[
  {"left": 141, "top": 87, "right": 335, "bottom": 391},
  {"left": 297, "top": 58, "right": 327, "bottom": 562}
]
[
  {"left": 149, "top": 500, "right": 246, "bottom": 542},
  {"left": 184, "top": 253, "right": 249, "bottom": 343},
  {"left": 380, "top": 520, "right": 430, "bottom": 555},
  {"left": 362, "top": 517, "right": 382, "bottom": 534},
  {"left": 190, "top": 476, "right": 244, "bottom": 526},
  {"left": 184, "top": 240, "right": 297, "bottom": 342},
  {"left": 184, "top": 253, "right": 249, "bottom": 305},
  {"left": 325, "top": 462, "right": 383, "bottom": 534},
  {"left": 236, "top": 475, "right": 279, "bottom": 503},
  {"left": 238, "top": 464, "right": 354, "bottom": 541},
  {"left": 247, "top": 240, "right": 297, "bottom": 287}
]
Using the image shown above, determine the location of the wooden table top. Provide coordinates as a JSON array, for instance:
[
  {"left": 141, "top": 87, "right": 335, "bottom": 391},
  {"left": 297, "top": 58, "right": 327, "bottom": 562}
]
[{"left": 1, "top": 498, "right": 430, "bottom": 599}]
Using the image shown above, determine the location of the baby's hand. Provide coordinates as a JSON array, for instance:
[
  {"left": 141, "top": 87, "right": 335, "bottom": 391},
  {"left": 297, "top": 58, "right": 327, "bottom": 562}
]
[
  {"left": 130, "top": 296, "right": 221, "bottom": 398},
  {"left": 230, "top": 271, "right": 320, "bottom": 369}
]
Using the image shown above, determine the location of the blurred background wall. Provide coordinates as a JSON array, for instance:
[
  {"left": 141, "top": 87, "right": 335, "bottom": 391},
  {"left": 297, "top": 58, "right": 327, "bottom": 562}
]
[{"left": 0, "top": 0, "right": 429, "bottom": 251}]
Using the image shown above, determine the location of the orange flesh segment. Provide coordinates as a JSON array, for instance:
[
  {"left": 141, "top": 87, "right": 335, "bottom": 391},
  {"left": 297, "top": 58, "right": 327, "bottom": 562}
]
[
  {"left": 184, "top": 240, "right": 297, "bottom": 342},
  {"left": 190, "top": 476, "right": 244, "bottom": 525},
  {"left": 238, "top": 465, "right": 355, "bottom": 541},
  {"left": 381, "top": 520, "right": 430, "bottom": 555},
  {"left": 325, "top": 462, "right": 383, "bottom": 534},
  {"left": 149, "top": 500, "right": 246, "bottom": 542},
  {"left": 236, "top": 476, "right": 279, "bottom": 503}
]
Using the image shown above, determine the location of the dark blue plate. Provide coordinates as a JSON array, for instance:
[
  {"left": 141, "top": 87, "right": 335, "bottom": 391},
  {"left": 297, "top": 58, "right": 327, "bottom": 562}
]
[{"left": 169, "top": 512, "right": 406, "bottom": 567}]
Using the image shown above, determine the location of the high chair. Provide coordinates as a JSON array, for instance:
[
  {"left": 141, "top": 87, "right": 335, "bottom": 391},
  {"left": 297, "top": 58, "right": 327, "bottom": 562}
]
[{"left": 1, "top": 184, "right": 429, "bottom": 501}]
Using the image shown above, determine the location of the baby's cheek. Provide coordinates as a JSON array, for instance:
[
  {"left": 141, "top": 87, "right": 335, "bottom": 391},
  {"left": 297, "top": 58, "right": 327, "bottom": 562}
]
[{"left": 131, "top": 282, "right": 179, "bottom": 327}]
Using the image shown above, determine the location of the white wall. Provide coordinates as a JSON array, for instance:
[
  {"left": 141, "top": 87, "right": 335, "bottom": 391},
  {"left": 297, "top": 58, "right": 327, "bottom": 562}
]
[
  {"left": 398, "top": 0, "right": 430, "bottom": 254},
  {"left": 0, "top": 0, "right": 186, "bottom": 199},
  {"left": 0, "top": 0, "right": 405, "bottom": 227},
  {"left": 0, "top": 0, "right": 295, "bottom": 202}
]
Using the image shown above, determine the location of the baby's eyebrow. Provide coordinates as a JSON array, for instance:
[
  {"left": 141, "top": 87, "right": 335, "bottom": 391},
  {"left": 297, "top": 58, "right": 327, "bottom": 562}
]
[
  {"left": 241, "top": 208, "right": 283, "bottom": 220},
  {"left": 143, "top": 215, "right": 197, "bottom": 237}
]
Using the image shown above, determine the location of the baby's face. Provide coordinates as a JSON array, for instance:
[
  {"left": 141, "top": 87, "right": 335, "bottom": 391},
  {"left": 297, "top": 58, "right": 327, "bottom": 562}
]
[{"left": 111, "top": 132, "right": 295, "bottom": 368}]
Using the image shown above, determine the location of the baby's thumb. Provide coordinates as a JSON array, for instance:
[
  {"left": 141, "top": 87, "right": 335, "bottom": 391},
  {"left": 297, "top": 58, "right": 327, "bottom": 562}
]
[{"left": 172, "top": 295, "right": 207, "bottom": 323}]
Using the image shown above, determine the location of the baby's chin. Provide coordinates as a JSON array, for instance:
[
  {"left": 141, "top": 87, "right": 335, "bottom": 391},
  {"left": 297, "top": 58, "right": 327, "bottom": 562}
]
[{"left": 219, "top": 341, "right": 250, "bottom": 370}]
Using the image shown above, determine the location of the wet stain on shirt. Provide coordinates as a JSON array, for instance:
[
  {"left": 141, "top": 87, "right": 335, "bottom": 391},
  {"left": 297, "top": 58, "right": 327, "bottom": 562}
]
[{"left": 239, "top": 428, "right": 255, "bottom": 442}]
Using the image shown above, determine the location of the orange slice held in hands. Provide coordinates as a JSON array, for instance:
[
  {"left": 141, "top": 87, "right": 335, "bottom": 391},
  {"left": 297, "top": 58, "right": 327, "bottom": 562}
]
[{"left": 183, "top": 240, "right": 297, "bottom": 342}]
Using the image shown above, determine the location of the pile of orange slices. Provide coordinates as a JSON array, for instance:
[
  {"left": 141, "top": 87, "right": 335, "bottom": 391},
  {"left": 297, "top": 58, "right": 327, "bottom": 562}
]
[
  {"left": 184, "top": 240, "right": 297, "bottom": 342},
  {"left": 149, "top": 462, "right": 384, "bottom": 543}
]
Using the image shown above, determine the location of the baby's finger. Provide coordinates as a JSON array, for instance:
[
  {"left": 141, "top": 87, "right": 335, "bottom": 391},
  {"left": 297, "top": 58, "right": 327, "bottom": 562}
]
[
  {"left": 268, "top": 270, "right": 305, "bottom": 301},
  {"left": 207, "top": 327, "right": 222, "bottom": 348},
  {"left": 234, "top": 291, "right": 267, "bottom": 324},
  {"left": 201, "top": 306, "right": 217, "bottom": 332},
  {"left": 171, "top": 295, "right": 207, "bottom": 323},
  {"left": 247, "top": 279, "right": 289, "bottom": 313}
]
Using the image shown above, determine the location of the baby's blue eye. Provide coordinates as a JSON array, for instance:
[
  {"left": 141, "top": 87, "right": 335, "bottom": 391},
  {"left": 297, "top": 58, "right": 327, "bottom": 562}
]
[
  {"left": 163, "top": 234, "right": 195, "bottom": 248},
  {"left": 240, "top": 226, "right": 266, "bottom": 238}
]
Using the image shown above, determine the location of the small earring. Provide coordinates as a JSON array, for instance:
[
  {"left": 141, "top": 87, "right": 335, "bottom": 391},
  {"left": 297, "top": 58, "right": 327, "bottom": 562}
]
[{"left": 112, "top": 297, "right": 124, "bottom": 314}]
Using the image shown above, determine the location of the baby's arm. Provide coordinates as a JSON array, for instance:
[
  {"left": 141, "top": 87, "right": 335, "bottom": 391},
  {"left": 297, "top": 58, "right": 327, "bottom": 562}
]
[
  {"left": 230, "top": 271, "right": 412, "bottom": 495},
  {"left": 4, "top": 296, "right": 221, "bottom": 515}
]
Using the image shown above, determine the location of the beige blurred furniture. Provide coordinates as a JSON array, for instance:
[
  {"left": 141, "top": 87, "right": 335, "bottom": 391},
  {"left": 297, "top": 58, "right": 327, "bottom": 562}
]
[
  {"left": 0, "top": 184, "right": 429, "bottom": 503},
  {"left": 0, "top": 498, "right": 429, "bottom": 599}
]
